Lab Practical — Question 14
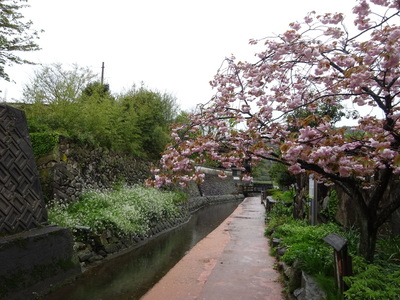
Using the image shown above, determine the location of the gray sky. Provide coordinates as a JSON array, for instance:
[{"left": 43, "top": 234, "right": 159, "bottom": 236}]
[{"left": 1, "top": 0, "right": 355, "bottom": 111}]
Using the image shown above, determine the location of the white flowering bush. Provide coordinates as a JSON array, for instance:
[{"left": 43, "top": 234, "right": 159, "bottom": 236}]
[{"left": 47, "top": 185, "right": 185, "bottom": 237}]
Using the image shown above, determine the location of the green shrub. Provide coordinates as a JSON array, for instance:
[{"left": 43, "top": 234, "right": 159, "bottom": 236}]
[
  {"left": 271, "top": 189, "right": 294, "bottom": 203},
  {"left": 267, "top": 191, "right": 400, "bottom": 300},
  {"left": 375, "top": 235, "right": 400, "bottom": 269},
  {"left": 274, "top": 221, "right": 340, "bottom": 275},
  {"left": 340, "top": 226, "right": 360, "bottom": 256},
  {"left": 268, "top": 216, "right": 342, "bottom": 297},
  {"left": 320, "top": 190, "right": 339, "bottom": 223},
  {"left": 281, "top": 242, "right": 333, "bottom": 275},
  {"left": 344, "top": 256, "right": 400, "bottom": 300},
  {"left": 30, "top": 132, "right": 59, "bottom": 158},
  {"left": 265, "top": 190, "right": 294, "bottom": 225},
  {"left": 314, "top": 273, "right": 339, "bottom": 300},
  {"left": 23, "top": 78, "right": 179, "bottom": 159},
  {"left": 276, "top": 221, "right": 340, "bottom": 246}
]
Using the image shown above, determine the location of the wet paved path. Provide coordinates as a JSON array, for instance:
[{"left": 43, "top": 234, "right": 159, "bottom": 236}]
[{"left": 141, "top": 197, "right": 284, "bottom": 300}]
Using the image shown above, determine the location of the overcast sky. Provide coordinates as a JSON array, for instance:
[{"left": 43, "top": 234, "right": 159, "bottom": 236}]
[{"left": 1, "top": 0, "right": 356, "bottom": 111}]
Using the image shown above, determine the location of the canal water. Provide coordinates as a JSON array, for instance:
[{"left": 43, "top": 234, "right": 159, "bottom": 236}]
[{"left": 44, "top": 199, "right": 242, "bottom": 300}]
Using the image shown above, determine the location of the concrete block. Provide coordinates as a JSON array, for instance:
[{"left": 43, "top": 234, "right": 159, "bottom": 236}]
[{"left": 0, "top": 226, "right": 81, "bottom": 300}]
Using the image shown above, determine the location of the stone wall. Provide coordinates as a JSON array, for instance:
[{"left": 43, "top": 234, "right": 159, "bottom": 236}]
[
  {"left": 36, "top": 137, "right": 153, "bottom": 203},
  {"left": 36, "top": 138, "right": 241, "bottom": 204},
  {"left": 198, "top": 173, "right": 238, "bottom": 196}
]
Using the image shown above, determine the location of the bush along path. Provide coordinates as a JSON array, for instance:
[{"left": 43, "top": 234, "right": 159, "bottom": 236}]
[
  {"left": 265, "top": 191, "right": 400, "bottom": 300},
  {"left": 47, "top": 185, "right": 244, "bottom": 269}
]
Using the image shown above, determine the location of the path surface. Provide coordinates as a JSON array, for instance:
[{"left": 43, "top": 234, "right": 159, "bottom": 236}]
[{"left": 141, "top": 197, "right": 284, "bottom": 300}]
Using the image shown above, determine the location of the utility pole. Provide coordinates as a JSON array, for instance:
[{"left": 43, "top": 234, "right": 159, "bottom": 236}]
[{"left": 100, "top": 62, "right": 105, "bottom": 85}]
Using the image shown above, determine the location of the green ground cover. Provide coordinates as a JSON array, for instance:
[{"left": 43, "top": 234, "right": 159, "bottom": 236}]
[
  {"left": 47, "top": 185, "right": 187, "bottom": 239},
  {"left": 266, "top": 190, "right": 400, "bottom": 300}
]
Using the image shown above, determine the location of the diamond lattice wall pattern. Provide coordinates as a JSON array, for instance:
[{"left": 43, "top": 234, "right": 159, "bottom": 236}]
[{"left": 0, "top": 104, "right": 47, "bottom": 235}]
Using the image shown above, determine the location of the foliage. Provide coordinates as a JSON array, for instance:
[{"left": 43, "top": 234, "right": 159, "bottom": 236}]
[
  {"left": 267, "top": 197, "right": 400, "bottom": 300},
  {"left": 268, "top": 214, "right": 341, "bottom": 298},
  {"left": 23, "top": 63, "right": 97, "bottom": 104},
  {"left": 81, "top": 81, "right": 113, "bottom": 99},
  {"left": 268, "top": 163, "right": 295, "bottom": 189},
  {"left": 117, "top": 85, "right": 177, "bottom": 158},
  {"left": 266, "top": 194, "right": 339, "bottom": 298},
  {"left": 286, "top": 101, "right": 346, "bottom": 132},
  {"left": 340, "top": 226, "right": 361, "bottom": 257},
  {"left": 274, "top": 220, "right": 340, "bottom": 250},
  {"left": 265, "top": 190, "right": 294, "bottom": 234},
  {"left": 271, "top": 189, "right": 294, "bottom": 203},
  {"left": 344, "top": 256, "right": 400, "bottom": 300},
  {"left": 251, "top": 159, "right": 272, "bottom": 182},
  {"left": 174, "top": 110, "right": 191, "bottom": 125},
  {"left": 375, "top": 235, "right": 400, "bottom": 269},
  {"left": 148, "top": 0, "right": 400, "bottom": 262},
  {"left": 281, "top": 241, "right": 333, "bottom": 275},
  {"left": 21, "top": 70, "right": 179, "bottom": 158},
  {"left": 320, "top": 189, "right": 340, "bottom": 223},
  {"left": 47, "top": 185, "right": 185, "bottom": 238},
  {"left": 29, "top": 132, "right": 59, "bottom": 158},
  {"left": 0, "top": 0, "right": 42, "bottom": 82},
  {"left": 345, "top": 235, "right": 400, "bottom": 299}
]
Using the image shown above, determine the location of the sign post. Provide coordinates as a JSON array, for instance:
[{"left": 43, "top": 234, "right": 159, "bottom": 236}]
[{"left": 323, "top": 233, "right": 353, "bottom": 298}]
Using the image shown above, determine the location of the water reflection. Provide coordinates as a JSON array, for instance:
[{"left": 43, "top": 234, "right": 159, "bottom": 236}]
[{"left": 44, "top": 200, "right": 242, "bottom": 300}]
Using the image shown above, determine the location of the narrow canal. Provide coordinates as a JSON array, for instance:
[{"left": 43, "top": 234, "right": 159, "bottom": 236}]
[{"left": 44, "top": 199, "right": 242, "bottom": 300}]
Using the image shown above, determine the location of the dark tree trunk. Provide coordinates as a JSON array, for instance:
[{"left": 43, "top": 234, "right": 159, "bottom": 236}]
[
  {"left": 338, "top": 181, "right": 379, "bottom": 263},
  {"left": 293, "top": 173, "right": 308, "bottom": 219},
  {"left": 358, "top": 217, "right": 378, "bottom": 263}
]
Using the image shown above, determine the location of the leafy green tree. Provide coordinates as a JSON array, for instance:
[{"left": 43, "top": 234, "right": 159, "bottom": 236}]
[
  {"left": 252, "top": 159, "right": 272, "bottom": 182},
  {"left": 117, "top": 85, "right": 179, "bottom": 158},
  {"left": 21, "top": 65, "right": 110, "bottom": 141},
  {"left": 22, "top": 64, "right": 180, "bottom": 159},
  {"left": 76, "top": 83, "right": 120, "bottom": 148},
  {"left": 268, "top": 162, "right": 296, "bottom": 189},
  {"left": 81, "top": 81, "right": 114, "bottom": 100},
  {"left": 0, "top": 0, "right": 41, "bottom": 82},
  {"left": 174, "top": 110, "right": 191, "bottom": 124},
  {"left": 22, "top": 63, "right": 96, "bottom": 104},
  {"left": 22, "top": 63, "right": 100, "bottom": 141}
]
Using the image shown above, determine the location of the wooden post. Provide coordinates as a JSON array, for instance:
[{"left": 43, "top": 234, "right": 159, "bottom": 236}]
[{"left": 323, "top": 233, "right": 353, "bottom": 298}]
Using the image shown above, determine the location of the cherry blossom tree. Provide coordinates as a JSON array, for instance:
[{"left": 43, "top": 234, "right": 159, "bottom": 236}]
[{"left": 147, "top": 0, "right": 400, "bottom": 262}]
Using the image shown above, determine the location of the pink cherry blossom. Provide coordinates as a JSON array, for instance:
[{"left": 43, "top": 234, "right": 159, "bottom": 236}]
[{"left": 147, "top": 0, "right": 400, "bottom": 261}]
